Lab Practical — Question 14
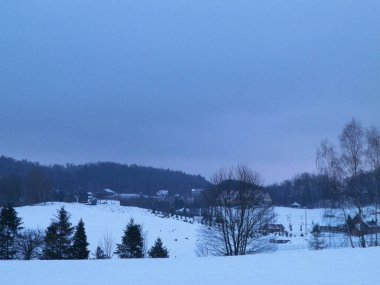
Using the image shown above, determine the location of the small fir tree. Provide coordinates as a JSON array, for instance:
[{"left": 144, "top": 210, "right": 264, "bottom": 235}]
[
  {"left": 43, "top": 223, "right": 59, "bottom": 259},
  {"left": 71, "top": 219, "right": 89, "bottom": 259},
  {"left": 308, "top": 224, "right": 327, "bottom": 250},
  {"left": 115, "top": 218, "right": 144, "bottom": 258},
  {"left": 148, "top": 237, "right": 169, "bottom": 258},
  {"left": 95, "top": 246, "right": 107, "bottom": 259},
  {"left": 346, "top": 215, "right": 354, "bottom": 234},
  {"left": 42, "top": 206, "right": 74, "bottom": 259},
  {"left": 0, "top": 205, "right": 23, "bottom": 259}
]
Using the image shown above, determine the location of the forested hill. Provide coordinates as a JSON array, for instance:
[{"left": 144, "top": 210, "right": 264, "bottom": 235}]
[{"left": 0, "top": 155, "right": 210, "bottom": 206}]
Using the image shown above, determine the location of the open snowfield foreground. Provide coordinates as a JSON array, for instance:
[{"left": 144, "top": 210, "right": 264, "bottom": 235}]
[
  {"left": 1, "top": 247, "right": 379, "bottom": 285},
  {"left": 2, "top": 202, "right": 379, "bottom": 284}
]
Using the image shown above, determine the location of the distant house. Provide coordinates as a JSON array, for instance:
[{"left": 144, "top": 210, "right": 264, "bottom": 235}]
[
  {"left": 118, "top": 192, "right": 150, "bottom": 207},
  {"left": 95, "top": 188, "right": 118, "bottom": 199},
  {"left": 262, "top": 224, "right": 285, "bottom": 234},
  {"left": 261, "top": 192, "right": 272, "bottom": 206},
  {"left": 218, "top": 189, "right": 272, "bottom": 207},
  {"left": 118, "top": 193, "right": 142, "bottom": 199},
  {"left": 319, "top": 225, "right": 346, "bottom": 234},
  {"left": 290, "top": 202, "right": 301, "bottom": 208},
  {"left": 85, "top": 192, "right": 97, "bottom": 205},
  {"left": 349, "top": 215, "right": 380, "bottom": 236},
  {"left": 191, "top": 189, "right": 204, "bottom": 198},
  {"left": 104, "top": 188, "right": 117, "bottom": 195},
  {"left": 156, "top": 190, "right": 169, "bottom": 199}
]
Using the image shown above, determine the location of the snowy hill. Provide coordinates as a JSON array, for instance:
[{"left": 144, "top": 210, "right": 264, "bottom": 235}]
[
  {"left": 16, "top": 201, "right": 199, "bottom": 258},
  {"left": 14, "top": 202, "right": 355, "bottom": 256},
  {"left": 3, "top": 202, "right": 380, "bottom": 285}
]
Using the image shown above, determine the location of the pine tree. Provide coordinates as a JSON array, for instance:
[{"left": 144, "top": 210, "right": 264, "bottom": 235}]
[
  {"left": 95, "top": 246, "right": 107, "bottom": 259},
  {"left": 42, "top": 223, "right": 59, "bottom": 259},
  {"left": 115, "top": 218, "right": 144, "bottom": 258},
  {"left": 71, "top": 219, "right": 89, "bottom": 259},
  {"left": 308, "top": 224, "right": 327, "bottom": 250},
  {"left": 0, "top": 205, "right": 23, "bottom": 259},
  {"left": 148, "top": 237, "right": 169, "bottom": 258},
  {"left": 42, "top": 206, "right": 74, "bottom": 259}
]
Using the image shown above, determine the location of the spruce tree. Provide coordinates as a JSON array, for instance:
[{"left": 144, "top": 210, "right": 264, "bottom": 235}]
[
  {"left": 0, "top": 205, "right": 23, "bottom": 259},
  {"left": 148, "top": 237, "right": 169, "bottom": 258},
  {"left": 308, "top": 224, "right": 327, "bottom": 250},
  {"left": 42, "top": 223, "right": 59, "bottom": 259},
  {"left": 42, "top": 206, "right": 74, "bottom": 259},
  {"left": 95, "top": 246, "right": 107, "bottom": 259},
  {"left": 71, "top": 219, "right": 89, "bottom": 259},
  {"left": 115, "top": 218, "right": 144, "bottom": 258}
]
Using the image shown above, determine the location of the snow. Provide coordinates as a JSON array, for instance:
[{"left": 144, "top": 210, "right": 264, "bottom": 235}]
[
  {"left": 2, "top": 202, "right": 380, "bottom": 284},
  {"left": 118, "top": 193, "right": 141, "bottom": 199},
  {"left": 12, "top": 202, "right": 360, "bottom": 255},
  {"left": 16, "top": 201, "right": 198, "bottom": 258},
  {"left": 104, "top": 188, "right": 117, "bottom": 194},
  {"left": 156, "top": 190, "right": 169, "bottom": 197},
  {"left": 13, "top": 202, "right": 372, "bottom": 254},
  {"left": 1, "top": 247, "right": 379, "bottom": 285}
]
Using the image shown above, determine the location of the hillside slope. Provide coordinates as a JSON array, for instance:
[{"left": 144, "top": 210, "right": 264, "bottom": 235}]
[{"left": 17, "top": 202, "right": 199, "bottom": 258}]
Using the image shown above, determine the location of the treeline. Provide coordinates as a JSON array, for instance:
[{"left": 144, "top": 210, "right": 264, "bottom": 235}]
[
  {"left": 0, "top": 205, "right": 169, "bottom": 260},
  {"left": 266, "top": 169, "right": 380, "bottom": 208},
  {"left": 0, "top": 156, "right": 210, "bottom": 206},
  {"left": 266, "top": 173, "right": 331, "bottom": 207},
  {"left": 267, "top": 119, "right": 380, "bottom": 209}
]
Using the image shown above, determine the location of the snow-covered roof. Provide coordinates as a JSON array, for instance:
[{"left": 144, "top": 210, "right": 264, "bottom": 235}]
[
  {"left": 104, "top": 188, "right": 117, "bottom": 194},
  {"left": 156, "top": 190, "right": 169, "bottom": 197},
  {"left": 118, "top": 193, "right": 140, "bottom": 199},
  {"left": 191, "top": 188, "right": 204, "bottom": 194}
]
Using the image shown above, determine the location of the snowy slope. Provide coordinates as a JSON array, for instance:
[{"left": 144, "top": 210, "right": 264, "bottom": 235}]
[
  {"left": 4, "top": 202, "right": 379, "bottom": 285},
  {"left": 14, "top": 202, "right": 361, "bottom": 257},
  {"left": 16, "top": 201, "right": 199, "bottom": 258},
  {"left": 1, "top": 247, "right": 379, "bottom": 285}
]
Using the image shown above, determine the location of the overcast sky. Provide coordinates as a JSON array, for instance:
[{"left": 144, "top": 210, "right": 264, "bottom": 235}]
[{"left": 0, "top": 1, "right": 379, "bottom": 184}]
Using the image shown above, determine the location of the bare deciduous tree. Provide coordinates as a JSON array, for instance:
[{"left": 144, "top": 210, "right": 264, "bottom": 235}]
[
  {"left": 16, "top": 228, "right": 44, "bottom": 260},
  {"left": 197, "top": 166, "right": 275, "bottom": 256},
  {"left": 316, "top": 139, "right": 344, "bottom": 204},
  {"left": 317, "top": 119, "right": 374, "bottom": 248},
  {"left": 366, "top": 127, "right": 380, "bottom": 170},
  {"left": 340, "top": 119, "right": 365, "bottom": 178},
  {"left": 366, "top": 126, "right": 380, "bottom": 245},
  {"left": 98, "top": 231, "right": 115, "bottom": 259},
  {"left": 317, "top": 139, "right": 355, "bottom": 247},
  {"left": 340, "top": 119, "right": 367, "bottom": 247}
]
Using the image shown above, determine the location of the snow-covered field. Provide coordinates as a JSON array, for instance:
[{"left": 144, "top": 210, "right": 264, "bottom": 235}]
[
  {"left": 2, "top": 247, "right": 379, "bottom": 285},
  {"left": 13, "top": 201, "right": 367, "bottom": 255},
  {"left": 16, "top": 201, "right": 198, "bottom": 258},
  {"left": 2, "top": 202, "right": 379, "bottom": 284},
  {"left": 14, "top": 202, "right": 339, "bottom": 255}
]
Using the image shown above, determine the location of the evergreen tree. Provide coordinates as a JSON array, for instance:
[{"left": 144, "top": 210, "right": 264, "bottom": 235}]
[
  {"left": 115, "top": 218, "right": 144, "bottom": 258},
  {"left": 70, "top": 219, "right": 89, "bottom": 259},
  {"left": 0, "top": 205, "right": 23, "bottom": 259},
  {"left": 148, "top": 237, "right": 169, "bottom": 258},
  {"left": 346, "top": 215, "right": 354, "bottom": 234},
  {"left": 43, "top": 223, "right": 59, "bottom": 259},
  {"left": 95, "top": 246, "right": 107, "bottom": 259},
  {"left": 308, "top": 224, "right": 327, "bottom": 250},
  {"left": 42, "top": 207, "right": 74, "bottom": 259}
]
